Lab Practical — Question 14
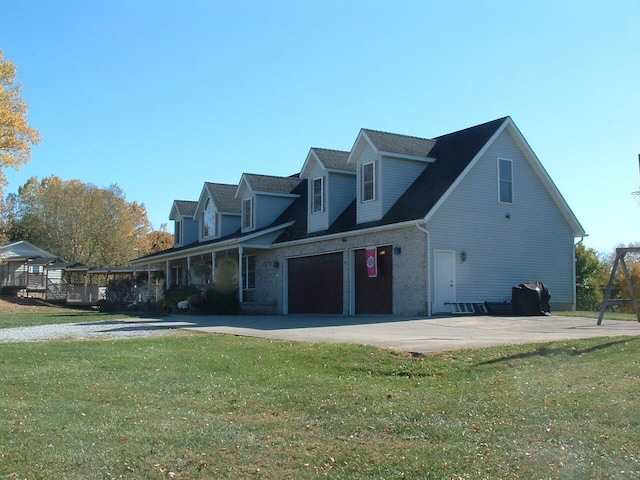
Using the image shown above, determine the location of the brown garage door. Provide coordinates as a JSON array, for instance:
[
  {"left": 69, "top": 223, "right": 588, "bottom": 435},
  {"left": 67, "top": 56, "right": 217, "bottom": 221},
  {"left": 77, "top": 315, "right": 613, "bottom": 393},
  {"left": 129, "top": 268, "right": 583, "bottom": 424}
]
[
  {"left": 288, "top": 253, "right": 343, "bottom": 314},
  {"left": 355, "top": 245, "right": 393, "bottom": 314}
]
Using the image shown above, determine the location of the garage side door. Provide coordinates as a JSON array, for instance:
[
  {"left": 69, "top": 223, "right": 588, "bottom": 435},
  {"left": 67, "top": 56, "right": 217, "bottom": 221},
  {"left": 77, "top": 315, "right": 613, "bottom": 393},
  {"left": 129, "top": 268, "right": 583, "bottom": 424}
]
[{"left": 288, "top": 253, "right": 343, "bottom": 314}]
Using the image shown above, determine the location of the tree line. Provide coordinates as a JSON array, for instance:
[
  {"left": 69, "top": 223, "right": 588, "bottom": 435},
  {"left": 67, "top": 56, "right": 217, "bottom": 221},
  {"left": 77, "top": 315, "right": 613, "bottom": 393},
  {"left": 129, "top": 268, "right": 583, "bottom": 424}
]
[
  {"left": 0, "top": 50, "right": 172, "bottom": 266},
  {"left": 576, "top": 243, "right": 640, "bottom": 313},
  {"left": 0, "top": 175, "right": 173, "bottom": 266}
]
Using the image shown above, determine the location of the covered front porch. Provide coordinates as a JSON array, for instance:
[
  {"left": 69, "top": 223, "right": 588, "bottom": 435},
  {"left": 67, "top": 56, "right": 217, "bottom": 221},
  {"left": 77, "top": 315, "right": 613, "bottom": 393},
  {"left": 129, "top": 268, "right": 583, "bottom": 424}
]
[{"left": 131, "top": 243, "right": 275, "bottom": 314}]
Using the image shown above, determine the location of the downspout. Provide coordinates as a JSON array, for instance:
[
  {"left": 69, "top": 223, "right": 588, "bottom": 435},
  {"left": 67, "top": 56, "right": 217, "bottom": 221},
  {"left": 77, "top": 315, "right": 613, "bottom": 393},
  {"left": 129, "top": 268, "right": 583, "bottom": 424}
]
[
  {"left": 238, "top": 246, "right": 244, "bottom": 304},
  {"left": 415, "top": 221, "right": 431, "bottom": 317},
  {"left": 573, "top": 235, "right": 586, "bottom": 312}
]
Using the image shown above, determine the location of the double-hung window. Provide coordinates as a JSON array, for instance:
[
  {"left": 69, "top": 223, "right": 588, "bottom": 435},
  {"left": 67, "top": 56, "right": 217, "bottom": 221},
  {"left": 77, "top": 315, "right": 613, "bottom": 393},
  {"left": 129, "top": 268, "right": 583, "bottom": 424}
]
[
  {"left": 498, "top": 158, "right": 514, "bottom": 204},
  {"left": 362, "top": 162, "right": 375, "bottom": 202},
  {"left": 312, "top": 177, "right": 324, "bottom": 213},
  {"left": 243, "top": 198, "right": 253, "bottom": 230}
]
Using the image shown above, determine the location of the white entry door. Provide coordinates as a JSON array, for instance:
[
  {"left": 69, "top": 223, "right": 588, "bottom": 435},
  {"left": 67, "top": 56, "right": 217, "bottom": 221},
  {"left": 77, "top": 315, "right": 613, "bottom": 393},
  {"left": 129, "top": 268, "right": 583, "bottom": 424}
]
[{"left": 434, "top": 250, "right": 455, "bottom": 313}]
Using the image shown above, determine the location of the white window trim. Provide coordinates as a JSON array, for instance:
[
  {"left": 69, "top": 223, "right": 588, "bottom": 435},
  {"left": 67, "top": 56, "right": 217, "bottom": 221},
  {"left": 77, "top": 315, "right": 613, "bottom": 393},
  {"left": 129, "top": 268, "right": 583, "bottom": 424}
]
[
  {"left": 243, "top": 197, "right": 254, "bottom": 230},
  {"left": 311, "top": 176, "right": 324, "bottom": 214},
  {"left": 497, "top": 158, "right": 514, "bottom": 204},
  {"left": 361, "top": 161, "right": 376, "bottom": 203}
]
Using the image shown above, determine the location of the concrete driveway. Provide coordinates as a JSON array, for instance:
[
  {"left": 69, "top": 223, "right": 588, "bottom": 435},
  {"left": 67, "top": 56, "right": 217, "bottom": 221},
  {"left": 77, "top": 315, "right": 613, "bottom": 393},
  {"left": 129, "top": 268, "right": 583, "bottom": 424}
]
[{"left": 134, "top": 314, "right": 640, "bottom": 354}]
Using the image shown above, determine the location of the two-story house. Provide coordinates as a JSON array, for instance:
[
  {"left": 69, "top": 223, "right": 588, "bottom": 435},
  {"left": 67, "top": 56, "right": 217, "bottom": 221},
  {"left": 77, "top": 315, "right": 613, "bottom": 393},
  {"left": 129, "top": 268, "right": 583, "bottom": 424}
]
[{"left": 131, "top": 116, "right": 585, "bottom": 316}]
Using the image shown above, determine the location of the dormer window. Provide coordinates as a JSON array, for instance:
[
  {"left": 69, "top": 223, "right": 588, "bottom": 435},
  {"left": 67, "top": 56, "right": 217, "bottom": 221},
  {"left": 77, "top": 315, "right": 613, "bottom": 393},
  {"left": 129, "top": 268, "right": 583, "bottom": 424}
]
[
  {"left": 312, "top": 177, "right": 324, "bottom": 213},
  {"left": 243, "top": 197, "right": 254, "bottom": 230},
  {"left": 362, "top": 162, "right": 376, "bottom": 202},
  {"left": 202, "top": 198, "right": 217, "bottom": 237}
]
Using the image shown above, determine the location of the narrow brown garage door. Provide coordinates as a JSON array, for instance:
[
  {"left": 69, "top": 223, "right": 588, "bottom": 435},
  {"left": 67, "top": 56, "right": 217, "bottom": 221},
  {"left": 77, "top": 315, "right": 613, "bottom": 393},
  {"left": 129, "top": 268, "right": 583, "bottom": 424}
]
[
  {"left": 288, "top": 253, "right": 343, "bottom": 314},
  {"left": 355, "top": 245, "right": 393, "bottom": 314}
]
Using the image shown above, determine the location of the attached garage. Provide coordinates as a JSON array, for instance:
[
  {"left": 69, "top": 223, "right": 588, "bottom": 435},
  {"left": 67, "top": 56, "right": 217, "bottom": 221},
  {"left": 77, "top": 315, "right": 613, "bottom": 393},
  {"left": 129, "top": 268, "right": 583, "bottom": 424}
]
[{"left": 287, "top": 252, "right": 343, "bottom": 314}]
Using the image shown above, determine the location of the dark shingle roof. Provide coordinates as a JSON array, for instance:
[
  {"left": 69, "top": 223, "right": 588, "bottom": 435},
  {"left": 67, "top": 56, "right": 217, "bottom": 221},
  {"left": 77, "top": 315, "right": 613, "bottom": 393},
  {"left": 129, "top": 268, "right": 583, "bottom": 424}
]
[
  {"left": 243, "top": 173, "right": 301, "bottom": 194},
  {"left": 362, "top": 129, "right": 437, "bottom": 158},
  {"left": 311, "top": 148, "right": 354, "bottom": 172},
  {"left": 205, "top": 183, "right": 241, "bottom": 214},
  {"left": 276, "top": 117, "right": 507, "bottom": 243},
  {"left": 173, "top": 200, "right": 197, "bottom": 217}
]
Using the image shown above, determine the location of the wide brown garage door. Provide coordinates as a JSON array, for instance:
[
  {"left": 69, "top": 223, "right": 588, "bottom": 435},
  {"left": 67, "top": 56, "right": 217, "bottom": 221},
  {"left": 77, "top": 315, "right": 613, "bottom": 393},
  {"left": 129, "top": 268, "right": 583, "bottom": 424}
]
[
  {"left": 288, "top": 253, "right": 343, "bottom": 314},
  {"left": 355, "top": 245, "right": 393, "bottom": 314}
]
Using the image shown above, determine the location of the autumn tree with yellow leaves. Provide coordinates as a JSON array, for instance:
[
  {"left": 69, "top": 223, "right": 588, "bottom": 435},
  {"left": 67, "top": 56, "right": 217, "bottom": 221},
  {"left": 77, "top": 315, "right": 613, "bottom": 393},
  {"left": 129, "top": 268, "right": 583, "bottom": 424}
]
[
  {"left": 3, "top": 176, "right": 159, "bottom": 266},
  {"left": 0, "top": 51, "right": 40, "bottom": 194}
]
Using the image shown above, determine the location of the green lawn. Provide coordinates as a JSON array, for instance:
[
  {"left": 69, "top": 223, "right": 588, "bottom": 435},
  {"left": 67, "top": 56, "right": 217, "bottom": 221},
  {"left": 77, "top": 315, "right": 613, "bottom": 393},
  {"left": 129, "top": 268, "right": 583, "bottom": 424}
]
[
  {"left": 1, "top": 323, "right": 639, "bottom": 479},
  {"left": 0, "top": 308, "right": 131, "bottom": 329}
]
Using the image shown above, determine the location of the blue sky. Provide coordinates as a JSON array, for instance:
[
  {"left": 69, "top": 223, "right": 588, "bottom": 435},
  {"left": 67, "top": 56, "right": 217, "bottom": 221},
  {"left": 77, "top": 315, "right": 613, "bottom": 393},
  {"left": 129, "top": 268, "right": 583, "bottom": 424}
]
[{"left": 1, "top": 0, "right": 638, "bottom": 253}]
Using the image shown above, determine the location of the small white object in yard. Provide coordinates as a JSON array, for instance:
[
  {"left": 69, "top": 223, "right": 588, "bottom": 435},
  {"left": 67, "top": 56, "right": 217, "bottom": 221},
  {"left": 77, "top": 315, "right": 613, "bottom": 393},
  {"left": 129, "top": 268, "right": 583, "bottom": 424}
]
[{"left": 177, "top": 300, "right": 190, "bottom": 310}]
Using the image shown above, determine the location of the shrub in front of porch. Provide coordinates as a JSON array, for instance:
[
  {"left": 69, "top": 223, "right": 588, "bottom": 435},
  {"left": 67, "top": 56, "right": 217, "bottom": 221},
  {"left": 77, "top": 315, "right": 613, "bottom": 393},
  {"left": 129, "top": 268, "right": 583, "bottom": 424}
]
[
  {"left": 163, "top": 285, "right": 200, "bottom": 313},
  {"left": 202, "top": 286, "right": 240, "bottom": 315}
]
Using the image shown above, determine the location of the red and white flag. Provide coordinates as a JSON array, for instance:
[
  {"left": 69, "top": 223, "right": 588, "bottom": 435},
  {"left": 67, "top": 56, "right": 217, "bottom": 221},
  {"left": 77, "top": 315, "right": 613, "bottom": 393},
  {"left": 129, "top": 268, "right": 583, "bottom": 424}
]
[{"left": 365, "top": 246, "right": 377, "bottom": 278}]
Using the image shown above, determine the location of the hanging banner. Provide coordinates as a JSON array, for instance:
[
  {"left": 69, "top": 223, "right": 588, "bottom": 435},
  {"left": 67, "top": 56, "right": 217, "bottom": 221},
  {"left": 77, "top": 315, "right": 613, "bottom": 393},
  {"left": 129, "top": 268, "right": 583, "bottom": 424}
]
[{"left": 365, "top": 246, "right": 378, "bottom": 278}]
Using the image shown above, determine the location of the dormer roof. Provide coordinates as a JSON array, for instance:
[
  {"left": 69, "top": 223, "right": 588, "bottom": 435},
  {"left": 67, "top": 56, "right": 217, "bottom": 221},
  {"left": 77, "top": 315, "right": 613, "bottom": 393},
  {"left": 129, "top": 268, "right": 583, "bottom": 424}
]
[
  {"left": 169, "top": 200, "right": 197, "bottom": 220},
  {"left": 348, "top": 129, "right": 437, "bottom": 163},
  {"left": 195, "top": 182, "right": 241, "bottom": 217},
  {"left": 301, "top": 147, "right": 354, "bottom": 178},
  {"left": 237, "top": 173, "right": 301, "bottom": 198}
]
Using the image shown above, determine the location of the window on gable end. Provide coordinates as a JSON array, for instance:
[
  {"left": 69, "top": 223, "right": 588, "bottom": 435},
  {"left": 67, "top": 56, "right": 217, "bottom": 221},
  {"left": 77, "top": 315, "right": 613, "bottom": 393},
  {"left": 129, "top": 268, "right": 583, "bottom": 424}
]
[
  {"left": 243, "top": 198, "right": 254, "bottom": 230},
  {"left": 362, "top": 162, "right": 375, "bottom": 202},
  {"left": 498, "top": 158, "right": 514, "bottom": 204},
  {"left": 312, "top": 177, "right": 324, "bottom": 213}
]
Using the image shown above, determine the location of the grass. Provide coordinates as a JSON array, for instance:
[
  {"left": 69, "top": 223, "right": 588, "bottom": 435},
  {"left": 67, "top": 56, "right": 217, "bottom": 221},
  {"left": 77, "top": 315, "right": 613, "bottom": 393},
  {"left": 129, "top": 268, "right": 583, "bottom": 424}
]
[
  {"left": 0, "top": 305, "right": 132, "bottom": 329},
  {"left": 1, "top": 325, "right": 640, "bottom": 479}
]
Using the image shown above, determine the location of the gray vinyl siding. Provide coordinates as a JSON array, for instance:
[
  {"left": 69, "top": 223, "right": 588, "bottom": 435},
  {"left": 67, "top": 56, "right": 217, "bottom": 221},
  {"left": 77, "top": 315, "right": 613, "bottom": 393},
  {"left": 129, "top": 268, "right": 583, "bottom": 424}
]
[
  {"left": 328, "top": 172, "right": 356, "bottom": 225},
  {"left": 382, "top": 158, "right": 428, "bottom": 214},
  {"left": 427, "top": 129, "right": 575, "bottom": 308},
  {"left": 182, "top": 218, "right": 199, "bottom": 245},
  {"left": 255, "top": 195, "right": 295, "bottom": 229},
  {"left": 356, "top": 143, "right": 382, "bottom": 224},
  {"left": 220, "top": 214, "right": 241, "bottom": 237},
  {"left": 307, "top": 161, "right": 328, "bottom": 233}
]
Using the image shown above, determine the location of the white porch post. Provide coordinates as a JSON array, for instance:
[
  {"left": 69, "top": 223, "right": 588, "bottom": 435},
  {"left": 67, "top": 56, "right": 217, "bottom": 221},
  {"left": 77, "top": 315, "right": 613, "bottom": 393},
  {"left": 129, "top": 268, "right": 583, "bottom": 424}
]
[
  {"left": 165, "top": 260, "right": 171, "bottom": 288},
  {"left": 238, "top": 246, "right": 243, "bottom": 303},
  {"left": 187, "top": 256, "right": 192, "bottom": 285}
]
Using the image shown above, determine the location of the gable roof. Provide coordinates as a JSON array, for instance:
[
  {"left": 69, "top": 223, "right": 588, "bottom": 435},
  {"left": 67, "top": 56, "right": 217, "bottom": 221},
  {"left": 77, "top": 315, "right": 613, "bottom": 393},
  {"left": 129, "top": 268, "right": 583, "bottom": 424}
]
[
  {"left": 0, "top": 240, "right": 60, "bottom": 261},
  {"left": 276, "top": 117, "right": 512, "bottom": 242},
  {"left": 237, "top": 173, "right": 301, "bottom": 197},
  {"left": 205, "top": 182, "right": 241, "bottom": 214},
  {"left": 169, "top": 200, "right": 197, "bottom": 220},
  {"left": 312, "top": 148, "right": 354, "bottom": 172},
  {"left": 349, "top": 129, "right": 437, "bottom": 163}
]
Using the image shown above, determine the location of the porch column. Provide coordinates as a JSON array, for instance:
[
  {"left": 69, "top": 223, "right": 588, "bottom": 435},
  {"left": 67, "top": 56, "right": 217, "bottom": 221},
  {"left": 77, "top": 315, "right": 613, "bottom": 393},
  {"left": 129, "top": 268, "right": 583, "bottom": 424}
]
[
  {"left": 238, "top": 246, "right": 243, "bottom": 303},
  {"left": 187, "top": 256, "right": 192, "bottom": 285},
  {"left": 165, "top": 260, "right": 171, "bottom": 288}
]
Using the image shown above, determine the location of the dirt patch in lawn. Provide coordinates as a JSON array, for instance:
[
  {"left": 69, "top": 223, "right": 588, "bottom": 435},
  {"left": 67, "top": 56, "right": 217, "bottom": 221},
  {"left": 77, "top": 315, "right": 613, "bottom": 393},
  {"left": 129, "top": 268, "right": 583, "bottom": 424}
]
[{"left": 0, "top": 295, "right": 66, "bottom": 313}]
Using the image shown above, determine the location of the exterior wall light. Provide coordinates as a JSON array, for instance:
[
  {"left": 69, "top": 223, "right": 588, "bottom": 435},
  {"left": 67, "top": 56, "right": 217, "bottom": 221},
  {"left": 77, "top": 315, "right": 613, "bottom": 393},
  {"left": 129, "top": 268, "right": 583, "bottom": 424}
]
[
  {"left": 273, "top": 260, "right": 280, "bottom": 269},
  {"left": 461, "top": 250, "right": 467, "bottom": 262},
  {"left": 393, "top": 246, "right": 402, "bottom": 255}
]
